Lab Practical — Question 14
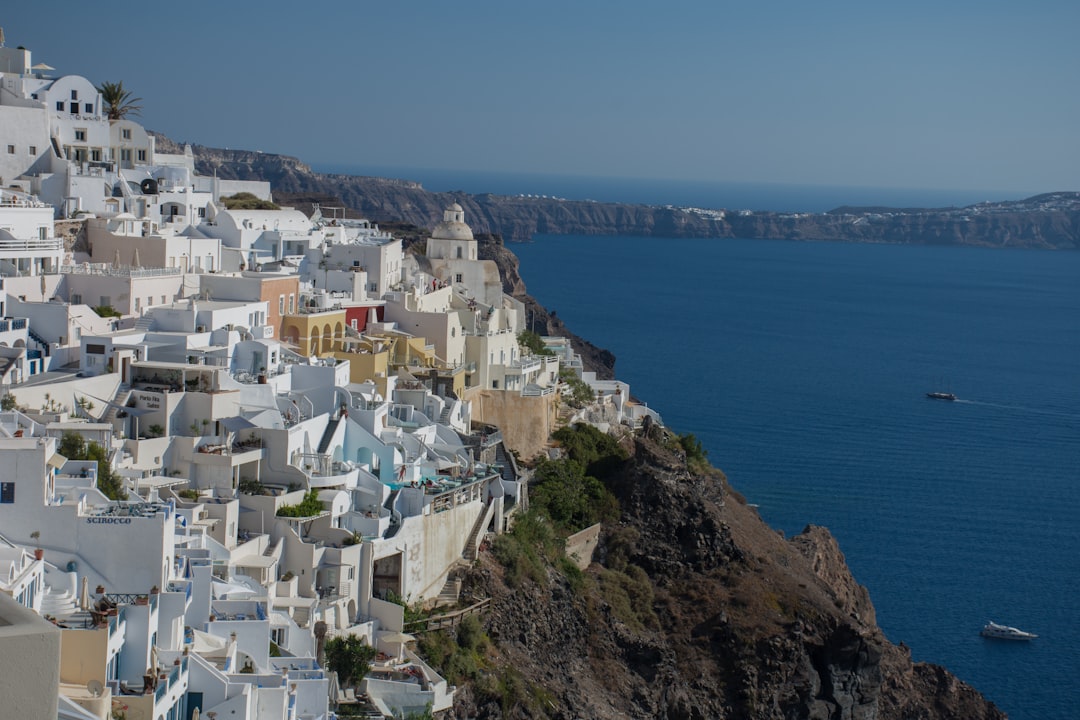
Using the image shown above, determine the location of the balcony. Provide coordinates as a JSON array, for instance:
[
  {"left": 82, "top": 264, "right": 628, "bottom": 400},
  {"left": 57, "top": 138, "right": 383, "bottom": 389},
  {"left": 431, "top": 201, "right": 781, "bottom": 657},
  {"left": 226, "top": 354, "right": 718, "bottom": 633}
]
[{"left": 0, "top": 317, "right": 28, "bottom": 333}]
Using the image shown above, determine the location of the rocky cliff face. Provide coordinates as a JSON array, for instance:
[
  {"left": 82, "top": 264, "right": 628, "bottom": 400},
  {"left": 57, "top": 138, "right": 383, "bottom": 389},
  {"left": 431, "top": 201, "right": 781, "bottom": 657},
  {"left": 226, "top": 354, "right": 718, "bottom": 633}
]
[
  {"left": 453, "top": 433, "right": 1005, "bottom": 720},
  {"left": 160, "top": 135, "right": 1080, "bottom": 249}
]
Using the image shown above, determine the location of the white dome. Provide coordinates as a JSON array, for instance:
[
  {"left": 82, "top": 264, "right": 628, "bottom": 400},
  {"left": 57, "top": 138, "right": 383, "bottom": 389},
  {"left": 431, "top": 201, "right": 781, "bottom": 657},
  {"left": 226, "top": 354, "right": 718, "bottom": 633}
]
[
  {"left": 432, "top": 203, "right": 473, "bottom": 241},
  {"left": 432, "top": 221, "right": 474, "bottom": 241}
]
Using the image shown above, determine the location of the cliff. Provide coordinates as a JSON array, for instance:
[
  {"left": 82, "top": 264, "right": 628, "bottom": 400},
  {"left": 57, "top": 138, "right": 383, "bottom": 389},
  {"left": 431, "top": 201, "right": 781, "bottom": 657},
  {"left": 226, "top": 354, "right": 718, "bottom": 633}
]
[
  {"left": 154, "top": 134, "right": 1080, "bottom": 249},
  {"left": 449, "top": 431, "right": 1005, "bottom": 720}
]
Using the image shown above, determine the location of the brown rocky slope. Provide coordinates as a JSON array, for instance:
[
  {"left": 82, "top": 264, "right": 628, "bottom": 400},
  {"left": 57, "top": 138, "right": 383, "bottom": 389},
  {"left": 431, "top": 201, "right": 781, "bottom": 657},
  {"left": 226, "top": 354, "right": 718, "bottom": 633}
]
[{"left": 448, "top": 430, "right": 1004, "bottom": 719}]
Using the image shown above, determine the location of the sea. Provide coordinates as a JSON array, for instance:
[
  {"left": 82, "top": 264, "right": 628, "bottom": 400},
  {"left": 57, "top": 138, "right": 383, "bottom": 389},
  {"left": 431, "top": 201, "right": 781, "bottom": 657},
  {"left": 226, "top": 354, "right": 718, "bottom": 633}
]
[{"left": 329, "top": 164, "right": 1077, "bottom": 717}]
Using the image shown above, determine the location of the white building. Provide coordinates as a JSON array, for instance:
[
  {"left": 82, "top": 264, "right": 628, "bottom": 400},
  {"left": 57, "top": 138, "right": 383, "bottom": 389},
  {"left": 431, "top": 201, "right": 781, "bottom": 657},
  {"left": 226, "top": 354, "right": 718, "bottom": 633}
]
[{"left": 0, "top": 188, "right": 63, "bottom": 276}]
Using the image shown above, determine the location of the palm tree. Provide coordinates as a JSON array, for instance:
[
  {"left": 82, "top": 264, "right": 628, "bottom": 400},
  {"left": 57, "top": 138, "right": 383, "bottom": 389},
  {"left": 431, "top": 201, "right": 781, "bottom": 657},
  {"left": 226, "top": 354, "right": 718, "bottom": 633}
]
[{"left": 96, "top": 81, "right": 142, "bottom": 120}]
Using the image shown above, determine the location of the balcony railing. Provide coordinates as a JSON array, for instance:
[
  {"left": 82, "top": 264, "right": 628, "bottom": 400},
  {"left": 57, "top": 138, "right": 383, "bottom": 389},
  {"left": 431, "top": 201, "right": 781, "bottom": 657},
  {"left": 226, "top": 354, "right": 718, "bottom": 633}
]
[
  {"left": 0, "top": 318, "right": 28, "bottom": 333},
  {"left": 0, "top": 237, "right": 62, "bottom": 252},
  {"left": 61, "top": 264, "right": 182, "bottom": 278}
]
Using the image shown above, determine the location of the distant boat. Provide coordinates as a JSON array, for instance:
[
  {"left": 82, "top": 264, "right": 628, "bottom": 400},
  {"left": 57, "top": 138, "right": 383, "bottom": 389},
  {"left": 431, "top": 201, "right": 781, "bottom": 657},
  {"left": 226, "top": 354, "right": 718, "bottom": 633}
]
[
  {"left": 926, "top": 391, "right": 957, "bottom": 401},
  {"left": 980, "top": 621, "right": 1037, "bottom": 641}
]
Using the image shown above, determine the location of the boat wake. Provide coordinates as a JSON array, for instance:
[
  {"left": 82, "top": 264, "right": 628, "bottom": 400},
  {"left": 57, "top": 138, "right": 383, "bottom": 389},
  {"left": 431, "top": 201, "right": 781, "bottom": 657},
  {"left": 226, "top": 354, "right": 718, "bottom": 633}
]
[{"left": 954, "top": 399, "right": 1079, "bottom": 420}]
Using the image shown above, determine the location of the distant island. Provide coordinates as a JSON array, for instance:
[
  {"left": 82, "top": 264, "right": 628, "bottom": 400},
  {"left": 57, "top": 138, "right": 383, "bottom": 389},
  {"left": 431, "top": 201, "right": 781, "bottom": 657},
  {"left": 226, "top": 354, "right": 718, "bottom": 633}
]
[{"left": 154, "top": 134, "right": 1080, "bottom": 249}]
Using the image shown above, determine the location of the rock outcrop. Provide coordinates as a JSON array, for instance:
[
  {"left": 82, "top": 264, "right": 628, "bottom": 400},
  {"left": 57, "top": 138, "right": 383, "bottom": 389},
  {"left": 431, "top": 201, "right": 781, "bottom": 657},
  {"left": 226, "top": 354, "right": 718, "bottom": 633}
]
[{"left": 453, "top": 433, "right": 1005, "bottom": 720}]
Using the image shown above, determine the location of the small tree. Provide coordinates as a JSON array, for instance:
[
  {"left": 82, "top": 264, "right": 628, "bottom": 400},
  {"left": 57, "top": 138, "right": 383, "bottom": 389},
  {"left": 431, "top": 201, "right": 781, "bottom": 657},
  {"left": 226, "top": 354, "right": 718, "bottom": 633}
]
[
  {"left": 59, "top": 431, "right": 126, "bottom": 500},
  {"left": 324, "top": 635, "right": 377, "bottom": 687},
  {"left": 96, "top": 81, "right": 142, "bottom": 120}
]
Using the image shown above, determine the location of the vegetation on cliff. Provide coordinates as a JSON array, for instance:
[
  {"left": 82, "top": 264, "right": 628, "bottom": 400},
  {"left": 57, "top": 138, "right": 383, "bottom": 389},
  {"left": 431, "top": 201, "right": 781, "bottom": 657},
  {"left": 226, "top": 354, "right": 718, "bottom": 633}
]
[{"left": 409, "top": 422, "right": 1004, "bottom": 720}]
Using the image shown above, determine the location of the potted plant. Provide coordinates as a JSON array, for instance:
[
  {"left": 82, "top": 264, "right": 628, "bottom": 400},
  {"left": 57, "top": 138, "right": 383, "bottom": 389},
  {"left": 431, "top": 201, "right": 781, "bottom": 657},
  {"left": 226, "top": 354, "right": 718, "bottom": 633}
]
[{"left": 30, "top": 530, "right": 43, "bottom": 560}]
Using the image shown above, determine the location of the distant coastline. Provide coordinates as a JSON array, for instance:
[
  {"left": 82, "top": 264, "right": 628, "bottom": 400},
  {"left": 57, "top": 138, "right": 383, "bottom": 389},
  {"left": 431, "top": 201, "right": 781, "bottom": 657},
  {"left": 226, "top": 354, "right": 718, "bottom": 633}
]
[
  {"left": 158, "top": 134, "right": 1080, "bottom": 249},
  {"left": 315, "top": 163, "right": 1029, "bottom": 215}
]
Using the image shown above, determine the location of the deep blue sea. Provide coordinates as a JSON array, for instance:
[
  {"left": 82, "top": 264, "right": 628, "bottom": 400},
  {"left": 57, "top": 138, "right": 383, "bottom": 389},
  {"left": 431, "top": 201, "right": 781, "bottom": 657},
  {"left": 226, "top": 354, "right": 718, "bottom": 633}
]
[{"left": 511, "top": 234, "right": 1080, "bottom": 719}]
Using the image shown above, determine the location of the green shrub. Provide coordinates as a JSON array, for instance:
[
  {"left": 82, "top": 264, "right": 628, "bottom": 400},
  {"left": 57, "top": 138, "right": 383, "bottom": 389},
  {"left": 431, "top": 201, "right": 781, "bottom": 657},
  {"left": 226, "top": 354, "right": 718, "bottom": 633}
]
[
  {"left": 324, "top": 635, "right": 377, "bottom": 687},
  {"left": 491, "top": 511, "right": 561, "bottom": 587},
  {"left": 598, "top": 564, "right": 658, "bottom": 632},
  {"left": 276, "top": 489, "right": 324, "bottom": 517},
  {"left": 558, "top": 557, "right": 585, "bottom": 593},
  {"left": 559, "top": 369, "right": 595, "bottom": 408},
  {"left": 517, "top": 330, "right": 554, "bottom": 356},
  {"left": 221, "top": 192, "right": 279, "bottom": 210},
  {"left": 59, "top": 431, "right": 126, "bottom": 500}
]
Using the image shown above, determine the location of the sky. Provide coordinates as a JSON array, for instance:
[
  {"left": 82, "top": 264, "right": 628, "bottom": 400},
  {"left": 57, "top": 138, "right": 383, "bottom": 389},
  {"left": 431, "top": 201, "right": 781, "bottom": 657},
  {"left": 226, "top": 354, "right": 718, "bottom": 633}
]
[{"left": 4, "top": 1, "right": 1078, "bottom": 195}]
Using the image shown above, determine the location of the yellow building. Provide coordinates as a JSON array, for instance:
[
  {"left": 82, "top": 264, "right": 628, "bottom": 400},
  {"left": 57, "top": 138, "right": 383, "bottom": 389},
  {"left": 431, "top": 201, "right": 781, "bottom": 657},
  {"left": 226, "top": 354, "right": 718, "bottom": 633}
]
[{"left": 281, "top": 309, "right": 347, "bottom": 356}]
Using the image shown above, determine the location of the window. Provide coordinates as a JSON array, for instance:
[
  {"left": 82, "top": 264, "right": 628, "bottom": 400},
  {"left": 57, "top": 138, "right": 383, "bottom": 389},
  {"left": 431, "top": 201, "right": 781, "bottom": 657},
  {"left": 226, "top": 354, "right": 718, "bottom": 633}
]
[
  {"left": 137, "top": 149, "right": 146, "bottom": 162},
  {"left": 455, "top": 273, "right": 463, "bottom": 283},
  {"left": 72, "top": 294, "right": 83, "bottom": 304},
  {"left": 120, "top": 149, "right": 131, "bottom": 162},
  {"left": 5, "top": 145, "right": 12, "bottom": 154},
  {"left": 38, "top": 227, "right": 47, "bottom": 240},
  {"left": 91, "top": 149, "right": 101, "bottom": 162},
  {"left": 288, "top": 294, "right": 295, "bottom": 313},
  {"left": 28, "top": 146, "right": 36, "bottom": 155},
  {"left": 74, "top": 148, "right": 87, "bottom": 162},
  {"left": 161, "top": 296, "right": 166, "bottom": 305},
  {"left": 74, "top": 129, "right": 86, "bottom": 141},
  {"left": 69, "top": 102, "right": 77, "bottom": 114},
  {"left": 122, "top": 128, "right": 131, "bottom": 140},
  {"left": 71, "top": 89, "right": 78, "bottom": 100},
  {"left": 198, "top": 206, "right": 206, "bottom": 218},
  {"left": 84, "top": 103, "right": 93, "bottom": 114},
  {"left": 56, "top": 101, "right": 64, "bottom": 111},
  {"left": 456, "top": 247, "right": 463, "bottom": 259},
  {"left": 134, "top": 297, "right": 140, "bottom": 312},
  {"left": 279, "top": 295, "right": 285, "bottom": 314}
]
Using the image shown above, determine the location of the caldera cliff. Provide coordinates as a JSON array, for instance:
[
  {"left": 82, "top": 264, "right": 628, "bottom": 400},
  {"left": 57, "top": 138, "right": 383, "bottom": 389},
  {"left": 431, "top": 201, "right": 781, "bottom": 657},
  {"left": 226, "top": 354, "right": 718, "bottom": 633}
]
[{"left": 156, "top": 135, "right": 1080, "bottom": 249}]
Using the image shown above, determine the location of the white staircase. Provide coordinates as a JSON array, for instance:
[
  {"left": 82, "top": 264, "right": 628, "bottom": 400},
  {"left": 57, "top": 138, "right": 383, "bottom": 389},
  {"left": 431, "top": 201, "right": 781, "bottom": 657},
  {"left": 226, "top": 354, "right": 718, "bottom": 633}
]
[{"left": 39, "top": 581, "right": 78, "bottom": 619}]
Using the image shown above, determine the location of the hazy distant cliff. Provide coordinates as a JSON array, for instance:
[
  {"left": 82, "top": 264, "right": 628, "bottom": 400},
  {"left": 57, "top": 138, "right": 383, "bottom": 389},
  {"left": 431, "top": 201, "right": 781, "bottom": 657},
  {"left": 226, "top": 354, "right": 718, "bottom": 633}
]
[{"left": 155, "top": 135, "right": 1080, "bottom": 249}]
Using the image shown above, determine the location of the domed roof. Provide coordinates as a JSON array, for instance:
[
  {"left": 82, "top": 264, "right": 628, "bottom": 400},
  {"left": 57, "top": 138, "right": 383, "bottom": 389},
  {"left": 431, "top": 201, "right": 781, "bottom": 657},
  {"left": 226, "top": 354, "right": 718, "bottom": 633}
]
[
  {"left": 432, "top": 203, "right": 474, "bottom": 241},
  {"left": 431, "top": 220, "right": 474, "bottom": 241}
]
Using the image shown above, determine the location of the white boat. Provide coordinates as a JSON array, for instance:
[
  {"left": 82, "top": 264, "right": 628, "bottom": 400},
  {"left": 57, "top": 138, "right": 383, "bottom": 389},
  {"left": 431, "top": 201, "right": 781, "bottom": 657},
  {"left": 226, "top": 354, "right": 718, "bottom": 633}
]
[{"left": 980, "top": 621, "right": 1037, "bottom": 640}]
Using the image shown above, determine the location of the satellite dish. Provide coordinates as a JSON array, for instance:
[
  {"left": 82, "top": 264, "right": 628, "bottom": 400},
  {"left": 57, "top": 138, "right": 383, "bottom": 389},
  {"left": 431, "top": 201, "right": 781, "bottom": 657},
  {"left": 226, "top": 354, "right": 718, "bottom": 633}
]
[{"left": 87, "top": 679, "right": 104, "bottom": 697}]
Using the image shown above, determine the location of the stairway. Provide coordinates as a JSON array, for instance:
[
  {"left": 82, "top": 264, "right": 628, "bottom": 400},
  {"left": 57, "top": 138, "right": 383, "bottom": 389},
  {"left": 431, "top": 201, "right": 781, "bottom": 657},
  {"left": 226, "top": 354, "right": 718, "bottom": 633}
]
[
  {"left": 434, "top": 576, "right": 462, "bottom": 608},
  {"left": 133, "top": 313, "right": 154, "bottom": 332},
  {"left": 439, "top": 405, "right": 452, "bottom": 425},
  {"left": 494, "top": 444, "right": 516, "bottom": 483},
  {"left": 292, "top": 604, "right": 311, "bottom": 628},
  {"left": 462, "top": 503, "right": 493, "bottom": 562},
  {"left": 26, "top": 326, "right": 51, "bottom": 356},
  {"left": 317, "top": 417, "right": 340, "bottom": 454},
  {"left": 102, "top": 382, "right": 131, "bottom": 423},
  {"left": 39, "top": 584, "right": 78, "bottom": 619}
]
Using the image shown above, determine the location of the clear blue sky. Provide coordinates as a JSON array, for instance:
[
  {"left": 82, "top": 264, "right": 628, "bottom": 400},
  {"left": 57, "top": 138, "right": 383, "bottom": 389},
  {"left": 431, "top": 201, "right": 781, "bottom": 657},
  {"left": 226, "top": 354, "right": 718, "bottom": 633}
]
[{"left": 5, "top": 1, "right": 1078, "bottom": 194}]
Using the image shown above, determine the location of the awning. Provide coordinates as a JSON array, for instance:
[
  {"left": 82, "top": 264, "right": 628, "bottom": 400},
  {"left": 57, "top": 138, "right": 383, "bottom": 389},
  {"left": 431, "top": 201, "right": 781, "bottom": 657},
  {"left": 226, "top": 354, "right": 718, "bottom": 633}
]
[
  {"left": 47, "top": 453, "right": 67, "bottom": 469},
  {"left": 211, "top": 579, "right": 257, "bottom": 599},
  {"left": 220, "top": 416, "right": 257, "bottom": 433},
  {"left": 191, "top": 628, "right": 228, "bottom": 655}
]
